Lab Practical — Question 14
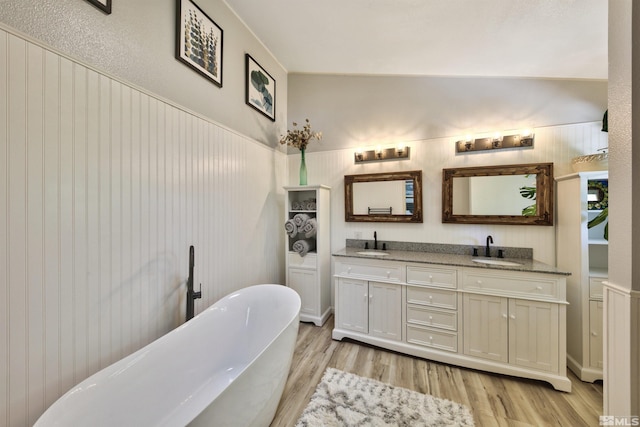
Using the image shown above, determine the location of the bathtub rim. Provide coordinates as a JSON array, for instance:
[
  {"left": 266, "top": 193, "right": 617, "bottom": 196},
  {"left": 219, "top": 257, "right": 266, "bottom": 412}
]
[{"left": 34, "top": 283, "right": 301, "bottom": 427}]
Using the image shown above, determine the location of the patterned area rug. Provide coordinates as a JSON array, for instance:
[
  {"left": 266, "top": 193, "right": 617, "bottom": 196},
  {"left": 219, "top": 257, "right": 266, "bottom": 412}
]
[{"left": 296, "top": 368, "right": 475, "bottom": 427}]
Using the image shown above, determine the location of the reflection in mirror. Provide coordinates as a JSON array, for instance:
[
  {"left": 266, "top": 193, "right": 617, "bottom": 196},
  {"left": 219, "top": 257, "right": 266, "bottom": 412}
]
[
  {"left": 353, "top": 180, "right": 415, "bottom": 215},
  {"left": 345, "top": 170, "right": 422, "bottom": 222},
  {"left": 452, "top": 175, "right": 537, "bottom": 216},
  {"left": 442, "top": 163, "right": 553, "bottom": 225}
]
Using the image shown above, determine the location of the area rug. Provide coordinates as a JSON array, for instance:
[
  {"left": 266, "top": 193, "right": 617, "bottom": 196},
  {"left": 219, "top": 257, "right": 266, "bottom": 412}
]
[{"left": 296, "top": 368, "right": 475, "bottom": 427}]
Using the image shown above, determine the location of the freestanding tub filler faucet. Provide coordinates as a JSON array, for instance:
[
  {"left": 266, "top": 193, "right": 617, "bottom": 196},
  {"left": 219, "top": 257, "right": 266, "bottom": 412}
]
[
  {"left": 186, "top": 245, "right": 202, "bottom": 321},
  {"left": 374, "top": 231, "right": 378, "bottom": 250},
  {"left": 485, "top": 235, "right": 494, "bottom": 257}
]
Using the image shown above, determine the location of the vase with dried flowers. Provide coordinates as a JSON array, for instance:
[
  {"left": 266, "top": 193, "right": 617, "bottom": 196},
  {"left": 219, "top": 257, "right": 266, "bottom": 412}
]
[{"left": 279, "top": 119, "right": 322, "bottom": 185}]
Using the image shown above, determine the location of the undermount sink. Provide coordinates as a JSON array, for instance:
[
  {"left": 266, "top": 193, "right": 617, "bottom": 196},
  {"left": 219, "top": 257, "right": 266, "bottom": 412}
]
[
  {"left": 356, "top": 250, "right": 389, "bottom": 257},
  {"left": 472, "top": 258, "right": 522, "bottom": 267}
]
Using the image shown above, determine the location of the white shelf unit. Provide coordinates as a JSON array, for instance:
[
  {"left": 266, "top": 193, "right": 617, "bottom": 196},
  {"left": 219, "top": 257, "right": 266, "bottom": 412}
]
[
  {"left": 284, "top": 185, "right": 331, "bottom": 326},
  {"left": 556, "top": 171, "right": 608, "bottom": 382}
]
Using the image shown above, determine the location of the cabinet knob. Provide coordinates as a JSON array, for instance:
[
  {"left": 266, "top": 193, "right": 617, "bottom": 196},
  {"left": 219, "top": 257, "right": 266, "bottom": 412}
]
[
  {"left": 347, "top": 267, "right": 352, "bottom": 273},
  {"left": 510, "top": 314, "right": 516, "bottom": 320},
  {"left": 536, "top": 286, "right": 543, "bottom": 290},
  {"left": 428, "top": 316, "right": 433, "bottom": 320},
  {"left": 477, "top": 280, "right": 482, "bottom": 285},
  {"left": 386, "top": 271, "right": 391, "bottom": 277},
  {"left": 429, "top": 275, "right": 433, "bottom": 281},
  {"left": 429, "top": 336, "right": 433, "bottom": 341},
  {"left": 591, "top": 331, "right": 598, "bottom": 336},
  {"left": 502, "top": 314, "right": 508, "bottom": 319}
]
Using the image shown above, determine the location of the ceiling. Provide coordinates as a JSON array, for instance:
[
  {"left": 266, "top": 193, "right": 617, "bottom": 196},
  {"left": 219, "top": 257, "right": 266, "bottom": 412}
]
[{"left": 223, "top": 0, "right": 608, "bottom": 80}]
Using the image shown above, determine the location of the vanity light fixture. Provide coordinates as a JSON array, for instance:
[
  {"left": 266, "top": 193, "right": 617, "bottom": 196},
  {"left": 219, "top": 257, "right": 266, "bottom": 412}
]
[
  {"left": 354, "top": 144, "right": 411, "bottom": 163},
  {"left": 456, "top": 129, "right": 534, "bottom": 154}
]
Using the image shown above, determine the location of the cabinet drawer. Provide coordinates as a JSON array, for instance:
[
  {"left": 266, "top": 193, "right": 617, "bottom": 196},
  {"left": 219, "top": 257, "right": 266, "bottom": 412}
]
[
  {"left": 407, "top": 265, "right": 457, "bottom": 289},
  {"left": 406, "top": 286, "right": 457, "bottom": 310},
  {"left": 589, "top": 277, "right": 606, "bottom": 300},
  {"left": 289, "top": 252, "right": 317, "bottom": 269},
  {"left": 407, "top": 305, "right": 457, "bottom": 331},
  {"left": 334, "top": 260, "right": 403, "bottom": 282},
  {"left": 406, "top": 324, "right": 458, "bottom": 352},
  {"left": 462, "top": 270, "right": 559, "bottom": 300}
]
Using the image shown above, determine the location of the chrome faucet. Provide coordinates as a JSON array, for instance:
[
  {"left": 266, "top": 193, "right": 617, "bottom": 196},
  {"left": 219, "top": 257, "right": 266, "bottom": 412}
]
[
  {"left": 374, "top": 231, "right": 378, "bottom": 250},
  {"left": 485, "top": 235, "right": 493, "bottom": 257},
  {"left": 186, "top": 245, "right": 202, "bottom": 322}
]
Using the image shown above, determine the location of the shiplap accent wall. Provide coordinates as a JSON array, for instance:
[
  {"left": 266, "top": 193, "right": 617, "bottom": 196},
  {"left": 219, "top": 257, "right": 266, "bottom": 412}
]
[
  {"left": 0, "top": 28, "right": 286, "bottom": 426},
  {"left": 292, "top": 122, "right": 608, "bottom": 267}
]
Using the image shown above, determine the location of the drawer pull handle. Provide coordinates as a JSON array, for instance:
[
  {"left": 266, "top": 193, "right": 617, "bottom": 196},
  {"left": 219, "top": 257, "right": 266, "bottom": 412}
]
[
  {"left": 428, "top": 316, "right": 433, "bottom": 320},
  {"left": 429, "top": 336, "right": 433, "bottom": 341},
  {"left": 347, "top": 267, "right": 352, "bottom": 273},
  {"left": 386, "top": 271, "right": 391, "bottom": 277},
  {"left": 510, "top": 314, "right": 516, "bottom": 320},
  {"left": 429, "top": 275, "right": 433, "bottom": 281},
  {"left": 592, "top": 331, "right": 598, "bottom": 336},
  {"left": 502, "top": 314, "right": 508, "bottom": 319},
  {"left": 536, "top": 286, "right": 543, "bottom": 290},
  {"left": 477, "top": 280, "right": 482, "bottom": 285}
]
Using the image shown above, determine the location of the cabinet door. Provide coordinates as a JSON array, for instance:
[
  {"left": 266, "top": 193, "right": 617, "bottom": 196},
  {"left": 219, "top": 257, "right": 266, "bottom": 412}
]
[
  {"left": 369, "top": 281, "right": 402, "bottom": 341},
  {"left": 288, "top": 268, "right": 317, "bottom": 316},
  {"left": 463, "top": 294, "right": 508, "bottom": 363},
  {"left": 335, "top": 278, "right": 368, "bottom": 333},
  {"left": 508, "top": 299, "right": 559, "bottom": 372},
  {"left": 589, "top": 300, "right": 603, "bottom": 369}
]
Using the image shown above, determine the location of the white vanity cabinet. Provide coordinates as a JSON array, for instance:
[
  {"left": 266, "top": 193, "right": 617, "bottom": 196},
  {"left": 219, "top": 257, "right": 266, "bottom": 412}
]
[
  {"left": 461, "top": 268, "right": 564, "bottom": 373},
  {"left": 332, "top": 254, "right": 571, "bottom": 392},
  {"left": 405, "top": 265, "right": 460, "bottom": 353},
  {"left": 335, "top": 277, "right": 402, "bottom": 341},
  {"left": 556, "top": 172, "right": 608, "bottom": 382},
  {"left": 463, "top": 294, "right": 560, "bottom": 372},
  {"left": 284, "top": 185, "right": 331, "bottom": 326}
]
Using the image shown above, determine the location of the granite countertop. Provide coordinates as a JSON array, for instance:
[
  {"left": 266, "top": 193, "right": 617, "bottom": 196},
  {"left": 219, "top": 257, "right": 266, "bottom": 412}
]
[{"left": 332, "top": 247, "right": 571, "bottom": 276}]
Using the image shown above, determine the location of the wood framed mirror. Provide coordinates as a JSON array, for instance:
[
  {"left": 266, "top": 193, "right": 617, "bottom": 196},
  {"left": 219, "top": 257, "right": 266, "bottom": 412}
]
[
  {"left": 345, "top": 170, "right": 423, "bottom": 222},
  {"left": 442, "top": 163, "right": 553, "bottom": 225}
]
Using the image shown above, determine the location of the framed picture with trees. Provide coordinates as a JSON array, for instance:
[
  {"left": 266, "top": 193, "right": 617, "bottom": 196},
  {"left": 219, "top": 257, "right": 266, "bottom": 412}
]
[{"left": 176, "top": 0, "right": 223, "bottom": 87}]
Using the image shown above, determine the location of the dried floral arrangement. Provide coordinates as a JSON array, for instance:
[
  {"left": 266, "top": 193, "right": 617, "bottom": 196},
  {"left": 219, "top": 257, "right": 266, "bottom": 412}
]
[{"left": 279, "top": 119, "right": 322, "bottom": 151}]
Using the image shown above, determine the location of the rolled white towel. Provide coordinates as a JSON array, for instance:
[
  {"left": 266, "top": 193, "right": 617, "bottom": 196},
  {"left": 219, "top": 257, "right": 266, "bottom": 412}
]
[
  {"left": 292, "top": 239, "right": 316, "bottom": 257},
  {"left": 292, "top": 201, "right": 302, "bottom": 210},
  {"left": 302, "top": 217, "right": 317, "bottom": 238},
  {"left": 293, "top": 213, "right": 310, "bottom": 227},
  {"left": 284, "top": 219, "right": 297, "bottom": 238},
  {"left": 305, "top": 201, "right": 317, "bottom": 210}
]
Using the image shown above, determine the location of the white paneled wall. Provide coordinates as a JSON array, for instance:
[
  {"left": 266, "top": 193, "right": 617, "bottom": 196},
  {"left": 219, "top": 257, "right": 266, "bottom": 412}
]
[
  {"left": 292, "top": 122, "right": 608, "bottom": 266},
  {"left": 0, "top": 28, "right": 286, "bottom": 426}
]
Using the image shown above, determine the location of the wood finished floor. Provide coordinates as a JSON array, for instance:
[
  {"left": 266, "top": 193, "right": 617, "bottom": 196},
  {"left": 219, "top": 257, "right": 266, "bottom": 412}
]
[{"left": 270, "top": 316, "right": 603, "bottom": 427}]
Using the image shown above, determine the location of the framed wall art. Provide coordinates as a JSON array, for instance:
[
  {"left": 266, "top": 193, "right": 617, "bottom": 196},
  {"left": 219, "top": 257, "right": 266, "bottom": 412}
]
[
  {"left": 86, "top": 0, "right": 111, "bottom": 14},
  {"left": 245, "top": 54, "right": 276, "bottom": 121},
  {"left": 176, "top": 0, "right": 223, "bottom": 87}
]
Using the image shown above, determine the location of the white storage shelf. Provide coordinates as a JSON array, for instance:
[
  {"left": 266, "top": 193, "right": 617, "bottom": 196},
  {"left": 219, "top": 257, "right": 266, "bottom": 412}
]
[
  {"left": 284, "top": 185, "right": 331, "bottom": 326},
  {"left": 556, "top": 172, "right": 607, "bottom": 383}
]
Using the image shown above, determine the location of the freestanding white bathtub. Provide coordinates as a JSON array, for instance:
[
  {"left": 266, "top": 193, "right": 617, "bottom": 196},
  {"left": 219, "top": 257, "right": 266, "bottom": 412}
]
[{"left": 34, "top": 284, "right": 301, "bottom": 427}]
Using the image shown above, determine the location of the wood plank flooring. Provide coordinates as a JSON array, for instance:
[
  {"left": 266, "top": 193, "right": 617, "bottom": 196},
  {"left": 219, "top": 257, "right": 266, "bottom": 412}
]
[{"left": 270, "top": 316, "right": 603, "bottom": 427}]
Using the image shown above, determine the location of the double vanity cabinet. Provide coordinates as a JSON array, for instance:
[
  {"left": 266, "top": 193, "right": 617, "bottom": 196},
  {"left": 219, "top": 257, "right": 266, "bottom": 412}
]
[{"left": 332, "top": 249, "right": 572, "bottom": 392}]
